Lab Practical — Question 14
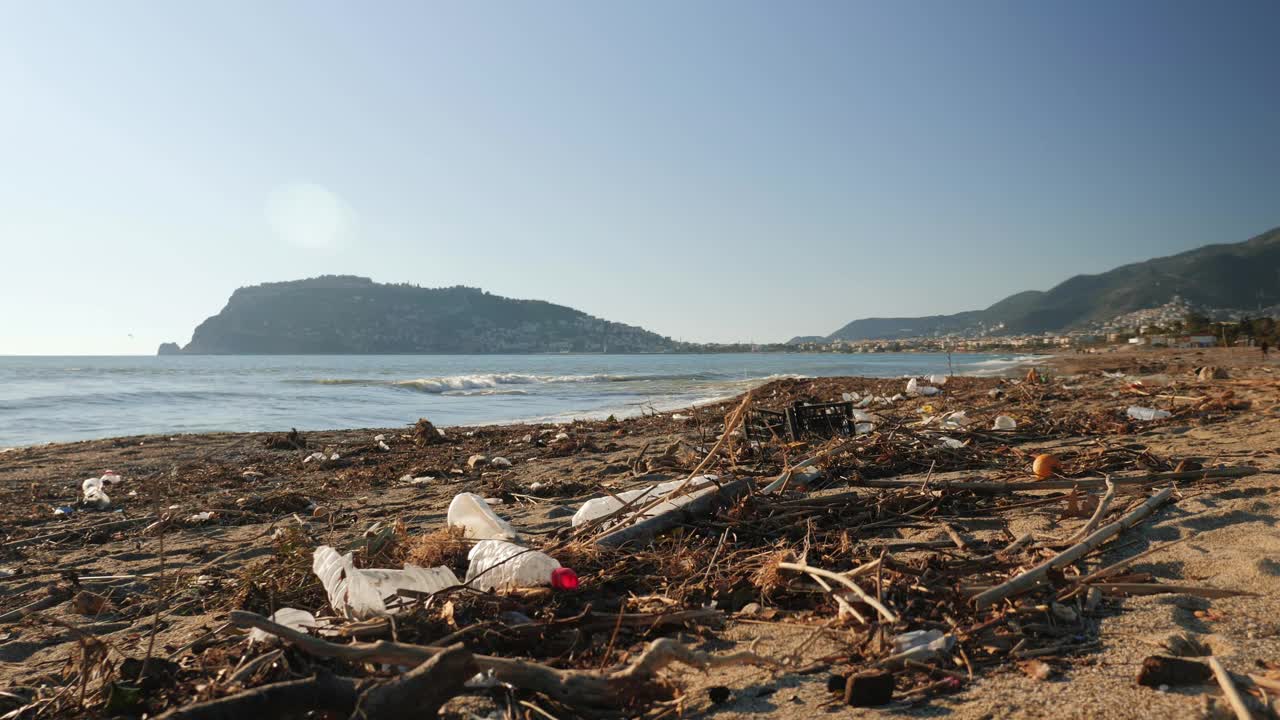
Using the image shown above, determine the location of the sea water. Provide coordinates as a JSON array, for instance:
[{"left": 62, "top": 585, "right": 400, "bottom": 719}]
[{"left": 0, "top": 353, "right": 1038, "bottom": 447}]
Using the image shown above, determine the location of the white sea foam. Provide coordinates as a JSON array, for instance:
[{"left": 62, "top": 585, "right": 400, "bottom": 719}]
[{"left": 962, "top": 355, "right": 1044, "bottom": 376}]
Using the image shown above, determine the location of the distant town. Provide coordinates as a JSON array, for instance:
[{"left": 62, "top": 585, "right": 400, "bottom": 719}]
[{"left": 787, "top": 297, "right": 1279, "bottom": 354}]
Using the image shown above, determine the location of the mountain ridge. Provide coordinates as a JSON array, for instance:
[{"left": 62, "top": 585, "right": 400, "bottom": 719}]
[
  {"left": 799, "top": 226, "right": 1280, "bottom": 342},
  {"left": 161, "top": 276, "right": 683, "bottom": 354}
]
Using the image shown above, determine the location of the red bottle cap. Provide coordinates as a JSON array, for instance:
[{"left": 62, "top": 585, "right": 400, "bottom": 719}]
[{"left": 550, "top": 567, "right": 579, "bottom": 591}]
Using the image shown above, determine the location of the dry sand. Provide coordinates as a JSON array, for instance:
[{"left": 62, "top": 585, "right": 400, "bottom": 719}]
[{"left": 2, "top": 346, "right": 1278, "bottom": 719}]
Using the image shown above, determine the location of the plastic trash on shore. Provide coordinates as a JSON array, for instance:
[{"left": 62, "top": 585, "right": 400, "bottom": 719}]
[
  {"left": 992, "top": 415, "right": 1017, "bottom": 430},
  {"left": 841, "top": 392, "right": 862, "bottom": 403},
  {"left": 313, "top": 545, "right": 460, "bottom": 619},
  {"left": 851, "top": 409, "right": 880, "bottom": 435},
  {"left": 927, "top": 374, "right": 948, "bottom": 385},
  {"left": 939, "top": 411, "right": 970, "bottom": 430},
  {"left": 892, "top": 629, "right": 955, "bottom": 661},
  {"left": 906, "top": 378, "right": 939, "bottom": 397},
  {"left": 187, "top": 511, "right": 215, "bottom": 524},
  {"left": 1126, "top": 406, "right": 1172, "bottom": 421},
  {"left": 249, "top": 608, "right": 318, "bottom": 644},
  {"left": 447, "top": 493, "right": 519, "bottom": 541},
  {"left": 465, "top": 539, "right": 574, "bottom": 591},
  {"left": 570, "top": 476, "right": 719, "bottom": 528},
  {"left": 82, "top": 476, "right": 110, "bottom": 508},
  {"left": 938, "top": 436, "right": 965, "bottom": 449}
]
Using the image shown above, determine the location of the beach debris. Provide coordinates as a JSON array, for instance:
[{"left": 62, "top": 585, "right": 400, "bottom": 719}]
[
  {"left": 264, "top": 428, "right": 308, "bottom": 450},
  {"left": 72, "top": 590, "right": 107, "bottom": 615},
  {"left": 53, "top": 505, "right": 75, "bottom": 516},
  {"left": 939, "top": 436, "right": 964, "bottom": 449},
  {"left": 465, "top": 539, "right": 570, "bottom": 591},
  {"left": 187, "top": 511, "right": 215, "bottom": 524},
  {"left": 447, "top": 492, "right": 519, "bottom": 541},
  {"left": 1020, "top": 659, "right": 1055, "bottom": 681},
  {"left": 1127, "top": 406, "right": 1173, "bottom": 421},
  {"left": 489, "top": 456, "right": 512, "bottom": 468},
  {"left": 249, "top": 607, "right": 318, "bottom": 644},
  {"left": 81, "top": 475, "right": 111, "bottom": 508},
  {"left": 1032, "top": 453, "right": 1061, "bottom": 479},
  {"left": 993, "top": 414, "right": 1017, "bottom": 430},
  {"left": 374, "top": 433, "right": 390, "bottom": 451},
  {"left": 572, "top": 476, "right": 719, "bottom": 527},
  {"left": 939, "top": 410, "right": 971, "bottom": 429},
  {"left": 466, "top": 454, "right": 488, "bottom": 469},
  {"left": 906, "top": 377, "right": 940, "bottom": 396},
  {"left": 412, "top": 417, "right": 447, "bottom": 445},
  {"left": 927, "top": 374, "right": 948, "bottom": 385},
  {"left": 1196, "top": 366, "right": 1229, "bottom": 381},
  {"left": 312, "top": 545, "right": 460, "bottom": 619},
  {"left": 890, "top": 629, "right": 956, "bottom": 663}
]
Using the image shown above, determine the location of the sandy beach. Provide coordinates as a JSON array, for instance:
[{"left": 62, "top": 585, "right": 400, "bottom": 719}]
[{"left": 2, "top": 347, "right": 1278, "bottom": 719}]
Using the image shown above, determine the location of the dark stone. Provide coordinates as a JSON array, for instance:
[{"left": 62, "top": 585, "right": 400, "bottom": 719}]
[
  {"left": 844, "top": 672, "right": 894, "bottom": 707},
  {"left": 1136, "top": 655, "right": 1212, "bottom": 687}
]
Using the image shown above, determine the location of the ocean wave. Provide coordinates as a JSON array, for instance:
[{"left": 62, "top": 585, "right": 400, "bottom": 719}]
[
  {"left": 962, "top": 355, "right": 1044, "bottom": 376},
  {"left": 296, "top": 371, "right": 728, "bottom": 394}
]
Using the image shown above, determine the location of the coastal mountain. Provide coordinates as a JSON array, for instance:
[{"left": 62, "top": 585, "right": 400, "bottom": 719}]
[
  {"left": 161, "top": 276, "right": 681, "bottom": 354},
  {"left": 802, "top": 226, "right": 1280, "bottom": 342}
]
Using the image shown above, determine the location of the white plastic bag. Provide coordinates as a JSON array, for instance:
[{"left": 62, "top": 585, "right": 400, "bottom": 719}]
[
  {"left": 312, "top": 546, "right": 460, "bottom": 619},
  {"left": 447, "top": 493, "right": 519, "bottom": 541},
  {"left": 81, "top": 477, "right": 110, "bottom": 508}
]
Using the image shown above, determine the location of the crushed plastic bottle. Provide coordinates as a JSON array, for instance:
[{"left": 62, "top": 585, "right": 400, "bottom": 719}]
[
  {"left": 1126, "top": 406, "right": 1172, "bottom": 421},
  {"left": 447, "top": 493, "right": 519, "bottom": 541},
  {"left": 992, "top": 415, "right": 1017, "bottom": 430},
  {"left": 892, "top": 629, "right": 955, "bottom": 661},
  {"left": 851, "top": 409, "right": 880, "bottom": 435},
  {"left": 466, "top": 539, "right": 572, "bottom": 591},
  {"left": 82, "top": 476, "right": 110, "bottom": 508},
  {"left": 906, "top": 378, "right": 940, "bottom": 397},
  {"left": 570, "top": 476, "right": 718, "bottom": 527},
  {"left": 249, "top": 607, "right": 318, "bottom": 644},
  {"left": 940, "top": 411, "right": 970, "bottom": 429},
  {"left": 312, "top": 545, "right": 460, "bottom": 619}
]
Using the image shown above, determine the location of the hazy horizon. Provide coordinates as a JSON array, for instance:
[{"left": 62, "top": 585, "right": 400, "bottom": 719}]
[{"left": 3, "top": 1, "right": 1279, "bottom": 354}]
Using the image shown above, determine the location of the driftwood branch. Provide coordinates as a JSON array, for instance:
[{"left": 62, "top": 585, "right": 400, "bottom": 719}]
[
  {"left": 1209, "top": 657, "right": 1254, "bottom": 720},
  {"left": 228, "top": 611, "right": 778, "bottom": 709},
  {"left": 1060, "top": 476, "right": 1115, "bottom": 545},
  {"left": 157, "top": 670, "right": 360, "bottom": 720},
  {"left": 852, "top": 466, "right": 1257, "bottom": 494},
  {"left": 595, "top": 478, "right": 754, "bottom": 548},
  {"left": 777, "top": 561, "right": 898, "bottom": 623},
  {"left": 973, "top": 486, "right": 1175, "bottom": 609}
]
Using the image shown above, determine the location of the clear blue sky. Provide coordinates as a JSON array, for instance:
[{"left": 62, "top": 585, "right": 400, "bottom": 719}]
[{"left": 2, "top": 1, "right": 1278, "bottom": 354}]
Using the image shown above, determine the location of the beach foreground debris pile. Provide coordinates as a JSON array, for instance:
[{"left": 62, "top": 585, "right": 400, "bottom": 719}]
[{"left": 1, "top": 348, "right": 1279, "bottom": 718}]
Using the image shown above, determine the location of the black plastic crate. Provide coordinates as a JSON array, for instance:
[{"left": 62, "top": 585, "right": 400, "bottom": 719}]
[
  {"left": 744, "top": 408, "right": 789, "bottom": 442},
  {"left": 786, "top": 401, "right": 854, "bottom": 440}
]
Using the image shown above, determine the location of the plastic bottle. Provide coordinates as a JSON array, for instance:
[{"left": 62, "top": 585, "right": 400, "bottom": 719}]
[
  {"left": 465, "top": 539, "right": 573, "bottom": 591},
  {"left": 906, "top": 378, "right": 939, "bottom": 397},
  {"left": 1126, "top": 406, "right": 1172, "bottom": 421},
  {"left": 447, "top": 493, "right": 519, "bottom": 541},
  {"left": 82, "top": 476, "right": 110, "bottom": 508},
  {"left": 992, "top": 415, "right": 1017, "bottom": 430},
  {"left": 570, "top": 476, "right": 718, "bottom": 527},
  {"left": 312, "top": 545, "right": 460, "bottom": 619}
]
